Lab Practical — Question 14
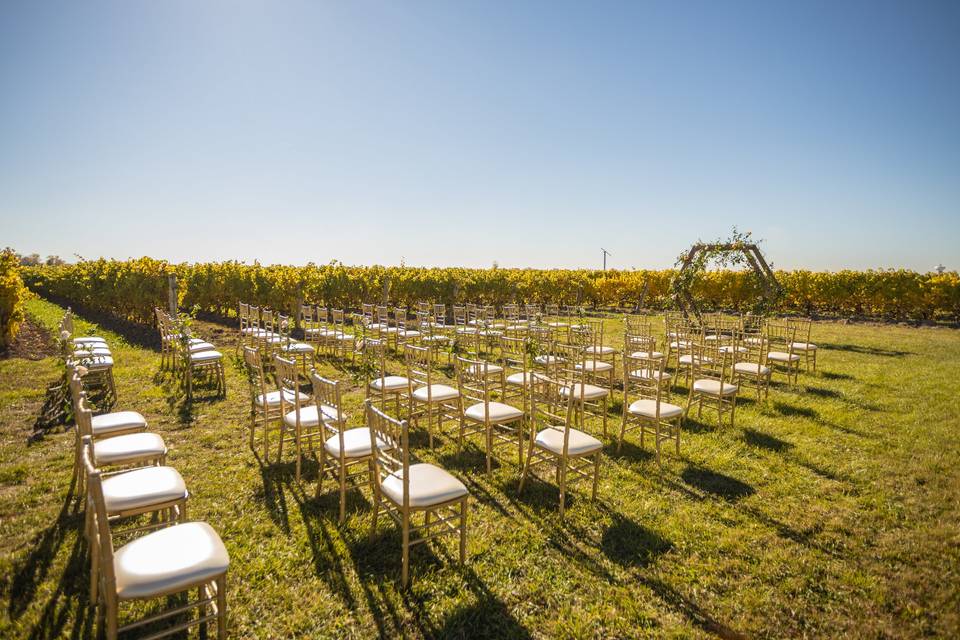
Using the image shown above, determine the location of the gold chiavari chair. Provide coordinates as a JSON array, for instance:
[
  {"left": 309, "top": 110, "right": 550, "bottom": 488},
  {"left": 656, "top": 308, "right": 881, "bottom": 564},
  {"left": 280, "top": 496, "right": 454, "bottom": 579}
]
[
  {"left": 455, "top": 355, "right": 525, "bottom": 473},
  {"left": 621, "top": 352, "right": 682, "bottom": 464},
  {"left": 766, "top": 321, "right": 801, "bottom": 385},
  {"left": 395, "top": 307, "right": 422, "bottom": 350},
  {"left": 790, "top": 317, "right": 818, "bottom": 372},
  {"left": 275, "top": 355, "right": 325, "bottom": 482},
  {"left": 686, "top": 341, "right": 738, "bottom": 427},
  {"left": 499, "top": 334, "right": 532, "bottom": 417},
  {"left": 367, "top": 400, "right": 469, "bottom": 587},
  {"left": 276, "top": 312, "right": 315, "bottom": 373},
  {"left": 554, "top": 341, "right": 611, "bottom": 437},
  {"left": 310, "top": 373, "right": 381, "bottom": 522},
  {"left": 364, "top": 337, "right": 409, "bottom": 416},
  {"left": 328, "top": 309, "right": 356, "bottom": 360},
  {"left": 518, "top": 373, "right": 602, "bottom": 519},
  {"left": 83, "top": 437, "right": 228, "bottom": 640},
  {"left": 405, "top": 343, "right": 461, "bottom": 449},
  {"left": 732, "top": 329, "right": 771, "bottom": 400}
]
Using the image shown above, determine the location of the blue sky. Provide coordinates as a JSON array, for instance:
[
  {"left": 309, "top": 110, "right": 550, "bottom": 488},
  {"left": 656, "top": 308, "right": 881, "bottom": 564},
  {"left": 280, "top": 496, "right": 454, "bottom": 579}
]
[{"left": 1, "top": 1, "right": 958, "bottom": 271}]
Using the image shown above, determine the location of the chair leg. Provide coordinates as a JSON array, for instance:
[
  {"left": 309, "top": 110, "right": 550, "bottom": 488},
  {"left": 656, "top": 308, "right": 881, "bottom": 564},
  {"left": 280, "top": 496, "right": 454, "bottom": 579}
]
[
  {"left": 401, "top": 513, "right": 410, "bottom": 588},
  {"left": 459, "top": 499, "right": 467, "bottom": 564},
  {"left": 591, "top": 452, "right": 600, "bottom": 500}
]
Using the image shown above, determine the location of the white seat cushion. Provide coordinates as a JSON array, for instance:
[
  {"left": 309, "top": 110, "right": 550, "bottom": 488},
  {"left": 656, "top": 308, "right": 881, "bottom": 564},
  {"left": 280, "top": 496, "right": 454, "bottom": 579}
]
[
  {"left": 113, "top": 522, "right": 229, "bottom": 599},
  {"left": 576, "top": 360, "right": 614, "bottom": 373},
  {"left": 101, "top": 466, "right": 188, "bottom": 513},
  {"left": 534, "top": 427, "right": 603, "bottom": 456},
  {"left": 547, "top": 321, "right": 569, "bottom": 328},
  {"left": 560, "top": 383, "right": 609, "bottom": 400},
  {"left": 71, "top": 355, "right": 114, "bottom": 368},
  {"left": 255, "top": 389, "right": 310, "bottom": 407},
  {"left": 398, "top": 330, "right": 421, "bottom": 338},
  {"left": 324, "top": 427, "right": 388, "bottom": 458},
  {"left": 73, "top": 336, "right": 108, "bottom": 346},
  {"left": 506, "top": 371, "right": 532, "bottom": 386},
  {"left": 282, "top": 341, "right": 315, "bottom": 354},
  {"left": 381, "top": 463, "right": 468, "bottom": 508},
  {"left": 94, "top": 432, "right": 166, "bottom": 465},
  {"left": 767, "top": 351, "right": 801, "bottom": 363},
  {"left": 669, "top": 340, "right": 690, "bottom": 349},
  {"left": 628, "top": 398, "right": 684, "bottom": 419},
  {"left": 91, "top": 411, "right": 148, "bottom": 436},
  {"left": 734, "top": 362, "right": 771, "bottom": 376},
  {"left": 283, "top": 403, "right": 343, "bottom": 428},
  {"left": 627, "top": 369, "right": 671, "bottom": 381},
  {"left": 692, "top": 379, "right": 739, "bottom": 396},
  {"left": 369, "top": 375, "right": 409, "bottom": 392},
  {"left": 533, "top": 355, "right": 560, "bottom": 365},
  {"left": 412, "top": 384, "right": 459, "bottom": 402},
  {"left": 630, "top": 350, "right": 664, "bottom": 360},
  {"left": 466, "top": 363, "right": 503, "bottom": 376},
  {"left": 189, "top": 350, "right": 222, "bottom": 363},
  {"left": 791, "top": 342, "right": 817, "bottom": 351},
  {"left": 718, "top": 345, "right": 748, "bottom": 354},
  {"left": 584, "top": 345, "right": 615, "bottom": 355},
  {"left": 73, "top": 345, "right": 112, "bottom": 357},
  {"left": 678, "top": 355, "right": 713, "bottom": 365},
  {"left": 187, "top": 341, "right": 216, "bottom": 353},
  {"left": 464, "top": 401, "right": 524, "bottom": 424}
]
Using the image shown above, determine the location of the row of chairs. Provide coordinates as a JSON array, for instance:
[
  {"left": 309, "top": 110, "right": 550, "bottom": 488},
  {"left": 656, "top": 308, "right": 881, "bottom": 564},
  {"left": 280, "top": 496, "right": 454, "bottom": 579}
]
[
  {"left": 62, "top": 327, "right": 230, "bottom": 638},
  {"left": 59, "top": 310, "right": 117, "bottom": 405},
  {"left": 155, "top": 308, "right": 226, "bottom": 398}
]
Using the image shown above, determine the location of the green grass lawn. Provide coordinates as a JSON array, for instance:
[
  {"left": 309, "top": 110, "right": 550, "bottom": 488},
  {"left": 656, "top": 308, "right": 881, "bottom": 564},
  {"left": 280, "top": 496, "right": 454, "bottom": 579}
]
[{"left": 2, "top": 297, "right": 959, "bottom": 639}]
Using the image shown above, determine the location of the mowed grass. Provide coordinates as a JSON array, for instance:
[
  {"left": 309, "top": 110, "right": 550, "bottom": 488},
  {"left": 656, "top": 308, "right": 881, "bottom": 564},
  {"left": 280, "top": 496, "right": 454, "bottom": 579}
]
[{"left": 1, "top": 297, "right": 959, "bottom": 639}]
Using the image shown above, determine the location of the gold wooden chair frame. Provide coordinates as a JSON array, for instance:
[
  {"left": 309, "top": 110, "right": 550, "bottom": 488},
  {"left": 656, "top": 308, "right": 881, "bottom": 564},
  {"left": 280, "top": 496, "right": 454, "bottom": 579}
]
[
  {"left": 518, "top": 374, "right": 602, "bottom": 518},
  {"left": 367, "top": 401, "right": 469, "bottom": 587}
]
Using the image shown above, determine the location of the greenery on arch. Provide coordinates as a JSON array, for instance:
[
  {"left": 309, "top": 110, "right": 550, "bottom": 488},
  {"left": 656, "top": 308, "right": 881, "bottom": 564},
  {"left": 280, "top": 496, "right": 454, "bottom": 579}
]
[{"left": 670, "top": 228, "right": 783, "bottom": 319}]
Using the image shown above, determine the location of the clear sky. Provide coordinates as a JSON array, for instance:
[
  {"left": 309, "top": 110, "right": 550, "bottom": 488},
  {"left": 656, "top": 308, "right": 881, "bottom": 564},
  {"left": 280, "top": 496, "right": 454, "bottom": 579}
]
[{"left": 1, "top": 1, "right": 958, "bottom": 271}]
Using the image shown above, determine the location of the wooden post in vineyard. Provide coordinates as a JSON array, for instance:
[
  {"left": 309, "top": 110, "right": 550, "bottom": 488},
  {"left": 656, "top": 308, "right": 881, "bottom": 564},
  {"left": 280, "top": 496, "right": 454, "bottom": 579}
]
[
  {"left": 167, "top": 274, "right": 178, "bottom": 315},
  {"left": 382, "top": 278, "right": 390, "bottom": 306}
]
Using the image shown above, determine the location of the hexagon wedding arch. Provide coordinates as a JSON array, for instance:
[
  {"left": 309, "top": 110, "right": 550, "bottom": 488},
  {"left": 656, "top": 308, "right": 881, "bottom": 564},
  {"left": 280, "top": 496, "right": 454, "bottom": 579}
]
[{"left": 671, "top": 230, "right": 782, "bottom": 320}]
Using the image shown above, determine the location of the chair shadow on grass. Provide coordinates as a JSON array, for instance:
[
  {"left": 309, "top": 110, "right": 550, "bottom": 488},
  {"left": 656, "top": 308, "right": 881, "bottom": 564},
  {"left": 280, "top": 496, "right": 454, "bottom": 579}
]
[
  {"left": 819, "top": 342, "right": 912, "bottom": 357},
  {"left": 4, "top": 478, "right": 96, "bottom": 640},
  {"left": 680, "top": 465, "right": 756, "bottom": 502},
  {"left": 742, "top": 428, "right": 794, "bottom": 453}
]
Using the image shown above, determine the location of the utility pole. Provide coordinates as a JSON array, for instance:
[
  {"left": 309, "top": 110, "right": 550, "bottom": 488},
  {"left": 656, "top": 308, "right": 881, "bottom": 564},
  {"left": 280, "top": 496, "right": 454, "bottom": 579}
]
[{"left": 601, "top": 248, "right": 612, "bottom": 271}]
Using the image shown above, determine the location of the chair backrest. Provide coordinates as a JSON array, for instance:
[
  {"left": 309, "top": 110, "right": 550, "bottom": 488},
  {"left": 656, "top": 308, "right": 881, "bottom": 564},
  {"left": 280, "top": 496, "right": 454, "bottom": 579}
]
[
  {"left": 273, "top": 355, "right": 305, "bottom": 417},
  {"left": 74, "top": 391, "right": 94, "bottom": 439},
  {"left": 276, "top": 313, "right": 293, "bottom": 346},
  {"left": 309, "top": 371, "right": 345, "bottom": 441},
  {"left": 571, "top": 318, "right": 603, "bottom": 349},
  {"left": 394, "top": 307, "right": 410, "bottom": 331},
  {"left": 790, "top": 317, "right": 812, "bottom": 344},
  {"left": 544, "top": 303, "right": 560, "bottom": 320},
  {"left": 331, "top": 308, "right": 347, "bottom": 331},
  {"left": 452, "top": 305, "right": 467, "bottom": 328},
  {"left": 456, "top": 355, "right": 492, "bottom": 408},
  {"left": 366, "top": 400, "right": 410, "bottom": 509},
  {"left": 503, "top": 304, "right": 520, "bottom": 324},
  {"left": 361, "top": 303, "right": 375, "bottom": 324},
  {"left": 375, "top": 306, "right": 391, "bottom": 327},
  {"left": 528, "top": 373, "right": 577, "bottom": 456},
  {"left": 499, "top": 335, "right": 528, "bottom": 371},
  {"left": 552, "top": 342, "right": 586, "bottom": 392},
  {"left": 404, "top": 343, "right": 434, "bottom": 389},
  {"left": 360, "top": 338, "right": 389, "bottom": 394},
  {"left": 243, "top": 346, "right": 268, "bottom": 402},
  {"left": 624, "top": 332, "right": 657, "bottom": 358},
  {"left": 523, "top": 303, "right": 540, "bottom": 321},
  {"left": 624, "top": 352, "right": 666, "bottom": 404},
  {"left": 82, "top": 436, "right": 118, "bottom": 593},
  {"left": 239, "top": 302, "right": 251, "bottom": 333},
  {"left": 624, "top": 315, "right": 651, "bottom": 337},
  {"left": 766, "top": 321, "right": 797, "bottom": 351},
  {"left": 692, "top": 342, "right": 733, "bottom": 386},
  {"left": 432, "top": 304, "right": 446, "bottom": 326}
]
